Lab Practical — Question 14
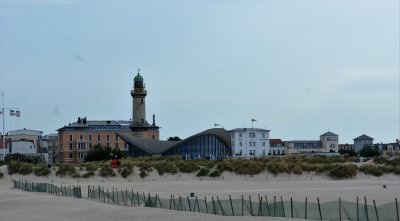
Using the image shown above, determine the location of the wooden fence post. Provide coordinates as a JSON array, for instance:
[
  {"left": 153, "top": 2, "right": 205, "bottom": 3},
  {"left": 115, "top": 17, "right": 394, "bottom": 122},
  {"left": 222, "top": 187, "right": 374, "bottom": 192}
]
[
  {"left": 265, "top": 195, "right": 270, "bottom": 216},
  {"left": 396, "top": 198, "right": 399, "bottom": 221},
  {"left": 217, "top": 196, "right": 225, "bottom": 216},
  {"left": 339, "top": 198, "right": 342, "bottom": 221},
  {"left": 281, "top": 196, "right": 285, "bottom": 217},
  {"left": 317, "top": 197, "right": 322, "bottom": 221},
  {"left": 357, "top": 196, "right": 359, "bottom": 221},
  {"left": 291, "top": 197, "right": 293, "bottom": 218},
  {"left": 204, "top": 196, "right": 208, "bottom": 214},
  {"left": 365, "top": 197, "right": 369, "bottom": 221},
  {"left": 229, "top": 195, "right": 234, "bottom": 216},
  {"left": 373, "top": 199, "right": 379, "bottom": 221},
  {"left": 249, "top": 195, "right": 253, "bottom": 216}
]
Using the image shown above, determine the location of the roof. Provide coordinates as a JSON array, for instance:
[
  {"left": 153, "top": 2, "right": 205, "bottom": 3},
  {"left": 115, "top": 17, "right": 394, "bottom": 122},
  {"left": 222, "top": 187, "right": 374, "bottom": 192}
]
[
  {"left": 58, "top": 120, "right": 131, "bottom": 131},
  {"left": 270, "top": 139, "right": 283, "bottom": 143},
  {"left": 288, "top": 140, "right": 321, "bottom": 144},
  {"left": 354, "top": 134, "right": 374, "bottom": 140},
  {"left": 134, "top": 73, "right": 144, "bottom": 81},
  {"left": 228, "top": 128, "right": 270, "bottom": 132},
  {"left": 117, "top": 128, "right": 232, "bottom": 155},
  {"left": 320, "top": 131, "right": 338, "bottom": 137}
]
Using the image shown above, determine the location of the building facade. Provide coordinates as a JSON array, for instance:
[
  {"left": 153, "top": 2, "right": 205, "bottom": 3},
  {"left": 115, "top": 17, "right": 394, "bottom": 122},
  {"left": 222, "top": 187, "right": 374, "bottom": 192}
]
[
  {"left": 286, "top": 131, "right": 339, "bottom": 155},
  {"left": 353, "top": 134, "right": 374, "bottom": 153},
  {"left": 58, "top": 119, "right": 134, "bottom": 162},
  {"left": 119, "top": 128, "right": 232, "bottom": 159},
  {"left": 46, "top": 133, "right": 59, "bottom": 163},
  {"left": 269, "top": 139, "right": 286, "bottom": 156},
  {"left": 228, "top": 128, "right": 270, "bottom": 157}
]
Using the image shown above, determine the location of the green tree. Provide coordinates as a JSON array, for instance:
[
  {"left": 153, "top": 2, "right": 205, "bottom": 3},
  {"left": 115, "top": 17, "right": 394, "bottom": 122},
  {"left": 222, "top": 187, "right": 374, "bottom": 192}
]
[
  {"left": 84, "top": 144, "right": 127, "bottom": 162},
  {"left": 167, "top": 136, "right": 181, "bottom": 141},
  {"left": 360, "top": 146, "right": 380, "bottom": 157}
]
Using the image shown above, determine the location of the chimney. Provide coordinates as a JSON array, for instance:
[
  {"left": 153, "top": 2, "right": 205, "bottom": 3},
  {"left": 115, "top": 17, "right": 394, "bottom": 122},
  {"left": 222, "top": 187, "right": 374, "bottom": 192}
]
[
  {"left": 77, "top": 117, "right": 81, "bottom": 123},
  {"left": 152, "top": 114, "right": 155, "bottom": 126},
  {"left": 83, "top": 117, "right": 87, "bottom": 124}
]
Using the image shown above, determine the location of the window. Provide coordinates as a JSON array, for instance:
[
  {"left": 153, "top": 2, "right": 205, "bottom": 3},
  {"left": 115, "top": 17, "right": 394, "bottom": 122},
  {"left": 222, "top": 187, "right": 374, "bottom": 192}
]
[
  {"left": 69, "top": 143, "right": 72, "bottom": 149},
  {"left": 52, "top": 150, "right": 55, "bottom": 154},
  {"left": 106, "top": 134, "right": 110, "bottom": 143},
  {"left": 115, "top": 134, "right": 119, "bottom": 142},
  {"left": 239, "top": 142, "right": 242, "bottom": 147},
  {"left": 125, "top": 142, "right": 129, "bottom": 149},
  {"left": 88, "top": 134, "right": 92, "bottom": 142},
  {"left": 239, "top": 133, "right": 242, "bottom": 138},
  {"left": 249, "top": 141, "right": 252, "bottom": 147},
  {"left": 253, "top": 141, "right": 256, "bottom": 146},
  {"left": 141, "top": 98, "right": 143, "bottom": 104},
  {"left": 262, "top": 133, "right": 265, "bottom": 138},
  {"left": 262, "top": 141, "right": 266, "bottom": 147},
  {"left": 249, "top": 132, "right": 255, "bottom": 138},
  {"left": 239, "top": 150, "right": 242, "bottom": 156},
  {"left": 115, "top": 143, "right": 119, "bottom": 149},
  {"left": 277, "top": 150, "right": 280, "bottom": 155},
  {"left": 89, "top": 143, "right": 92, "bottom": 149},
  {"left": 97, "top": 134, "right": 101, "bottom": 143},
  {"left": 69, "top": 135, "right": 73, "bottom": 142},
  {"left": 79, "top": 134, "right": 83, "bottom": 140},
  {"left": 262, "top": 150, "right": 265, "bottom": 156},
  {"left": 249, "top": 150, "right": 252, "bottom": 156},
  {"left": 152, "top": 135, "right": 155, "bottom": 140},
  {"left": 69, "top": 153, "right": 72, "bottom": 158},
  {"left": 273, "top": 150, "right": 276, "bottom": 155}
]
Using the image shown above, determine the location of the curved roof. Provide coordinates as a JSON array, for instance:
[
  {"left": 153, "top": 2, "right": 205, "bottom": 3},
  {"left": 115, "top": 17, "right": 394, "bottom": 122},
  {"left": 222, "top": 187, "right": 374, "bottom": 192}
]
[
  {"left": 117, "top": 128, "right": 231, "bottom": 155},
  {"left": 134, "top": 73, "right": 143, "bottom": 82}
]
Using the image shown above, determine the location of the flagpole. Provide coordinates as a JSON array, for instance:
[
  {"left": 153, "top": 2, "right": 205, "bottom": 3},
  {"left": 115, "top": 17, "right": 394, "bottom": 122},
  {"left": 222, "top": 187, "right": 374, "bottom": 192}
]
[{"left": 2, "top": 91, "right": 5, "bottom": 161}]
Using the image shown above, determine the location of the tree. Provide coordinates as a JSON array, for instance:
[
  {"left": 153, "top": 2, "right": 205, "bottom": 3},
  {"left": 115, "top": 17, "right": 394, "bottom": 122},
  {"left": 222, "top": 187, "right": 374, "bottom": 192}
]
[
  {"left": 360, "top": 146, "right": 380, "bottom": 157},
  {"left": 167, "top": 136, "right": 181, "bottom": 141},
  {"left": 84, "top": 144, "right": 127, "bottom": 162}
]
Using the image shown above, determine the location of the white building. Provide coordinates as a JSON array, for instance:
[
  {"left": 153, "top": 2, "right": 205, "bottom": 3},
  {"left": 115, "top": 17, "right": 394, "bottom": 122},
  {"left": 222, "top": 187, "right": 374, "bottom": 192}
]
[
  {"left": 10, "top": 140, "right": 36, "bottom": 154},
  {"left": 228, "top": 128, "right": 270, "bottom": 157}
]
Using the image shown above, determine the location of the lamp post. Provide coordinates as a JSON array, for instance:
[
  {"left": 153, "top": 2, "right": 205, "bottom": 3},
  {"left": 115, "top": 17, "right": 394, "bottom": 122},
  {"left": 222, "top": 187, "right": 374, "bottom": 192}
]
[{"left": 1, "top": 91, "right": 21, "bottom": 161}]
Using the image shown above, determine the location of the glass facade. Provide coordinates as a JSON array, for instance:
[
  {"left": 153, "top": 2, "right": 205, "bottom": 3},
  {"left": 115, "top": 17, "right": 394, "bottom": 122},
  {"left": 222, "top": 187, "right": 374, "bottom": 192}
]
[
  {"left": 163, "top": 134, "right": 231, "bottom": 159},
  {"left": 127, "top": 133, "right": 231, "bottom": 159}
]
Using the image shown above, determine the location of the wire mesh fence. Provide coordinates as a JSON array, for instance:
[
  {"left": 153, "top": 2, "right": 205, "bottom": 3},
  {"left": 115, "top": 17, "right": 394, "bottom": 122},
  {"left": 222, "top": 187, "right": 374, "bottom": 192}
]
[
  {"left": 87, "top": 185, "right": 399, "bottom": 221},
  {"left": 12, "top": 182, "right": 400, "bottom": 221},
  {"left": 13, "top": 179, "right": 82, "bottom": 198}
]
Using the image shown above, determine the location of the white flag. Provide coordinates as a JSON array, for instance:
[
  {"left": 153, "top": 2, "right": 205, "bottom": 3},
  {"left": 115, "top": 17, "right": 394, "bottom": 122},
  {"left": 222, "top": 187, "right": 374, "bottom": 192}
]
[{"left": 10, "top": 110, "right": 15, "bottom": 116}]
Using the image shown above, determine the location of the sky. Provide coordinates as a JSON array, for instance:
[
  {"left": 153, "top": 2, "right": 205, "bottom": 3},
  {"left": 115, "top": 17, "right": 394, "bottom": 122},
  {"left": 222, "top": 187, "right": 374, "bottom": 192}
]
[{"left": 0, "top": 0, "right": 398, "bottom": 144}]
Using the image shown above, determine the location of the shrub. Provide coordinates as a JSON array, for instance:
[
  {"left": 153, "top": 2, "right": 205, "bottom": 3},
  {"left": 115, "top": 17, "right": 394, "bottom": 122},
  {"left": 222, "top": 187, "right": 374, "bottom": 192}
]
[
  {"left": 84, "top": 144, "right": 127, "bottom": 162},
  {"left": 234, "top": 160, "right": 264, "bottom": 176},
  {"left": 378, "top": 165, "right": 394, "bottom": 173},
  {"left": 8, "top": 161, "right": 22, "bottom": 175},
  {"left": 19, "top": 163, "right": 33, "bottom": 175},
  {"left": 34, "top": 164, "right": 51, "bottom": 176},
  {"left": 176, "top": 161, "right": 200, "bottom": 173},
  {"left": 56, "top": 164, "right": 79, "bottom": 178},
  {"left": 209, "top": 170, "right": 221, "bottom": 177},
  {"left": 291, "top": 163, "right": 303, "bottom": 175},
  {"left": 153, "top": 162, "right": 177, "bottom": 175},
  {"left": 196, "top": 168, "right": 209, "bottom": 177},
  {"left": 216, "top": 159, "right": 234, "bottom": 172},
  {"left": 139, "top": 170, "right": 148, "bottom": 178},
  {"left": 118, "top": 163, "right": 134, "bottom": 178},
  {"left": 315, "top": 164, "right": 335, "bottom": 174},
  {"left": 328, "top": 164, "right": 357, "bottom": 179},
  {"left": 82, "top": 171, "right": 95, "bottom": 178},
  {"left": 359, "top": 164, "right": 383, "bottom": 177},
  {"left": 373, "top": 156, "right": 388, "bottom": 164},
  {"left": 83, "top": 163, "right": 98, "bottom": 172},
  {"left": 99, "top": 165, "right": 116, "bottom": 177},
  {"left": 5, "top": 153, "right": 44, "bottom": 164},
  {"left": 394, "top": 167, "right": 400, "bottom": 175},
  {"left": 267, "top": 162, "right": 289, "bottom": 175}
]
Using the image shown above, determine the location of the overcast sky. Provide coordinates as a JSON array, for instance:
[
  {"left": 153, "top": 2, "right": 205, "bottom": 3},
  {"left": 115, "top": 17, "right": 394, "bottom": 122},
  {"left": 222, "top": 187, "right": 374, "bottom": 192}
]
[{"left": 0, "top": 0, "right": 398, "bottom": 143}]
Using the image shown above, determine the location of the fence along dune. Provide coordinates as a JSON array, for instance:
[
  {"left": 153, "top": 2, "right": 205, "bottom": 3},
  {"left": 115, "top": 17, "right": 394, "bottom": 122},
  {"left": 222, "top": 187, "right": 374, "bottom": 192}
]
[{"left": 13, "top": 180, "right": 400, "bottom": 221}]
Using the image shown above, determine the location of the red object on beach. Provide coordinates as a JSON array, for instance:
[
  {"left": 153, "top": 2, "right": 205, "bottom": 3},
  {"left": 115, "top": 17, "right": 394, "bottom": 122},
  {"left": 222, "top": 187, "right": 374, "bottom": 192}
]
[{"left": 111, "top": 159, "right": 121, "bottom": 168}]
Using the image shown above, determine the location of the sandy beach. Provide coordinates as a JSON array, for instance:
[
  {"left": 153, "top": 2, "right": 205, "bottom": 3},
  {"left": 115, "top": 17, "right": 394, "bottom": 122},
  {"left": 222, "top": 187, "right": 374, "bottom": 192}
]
[{"left": 0, "top": 165, "right": 399, "bottom": 221}]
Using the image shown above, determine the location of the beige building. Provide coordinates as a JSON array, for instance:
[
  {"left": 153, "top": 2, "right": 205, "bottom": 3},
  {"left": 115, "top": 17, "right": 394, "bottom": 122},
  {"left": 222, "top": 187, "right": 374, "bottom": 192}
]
[{"left": 286, "top": 131, "right": 339, "bottom": 156}]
